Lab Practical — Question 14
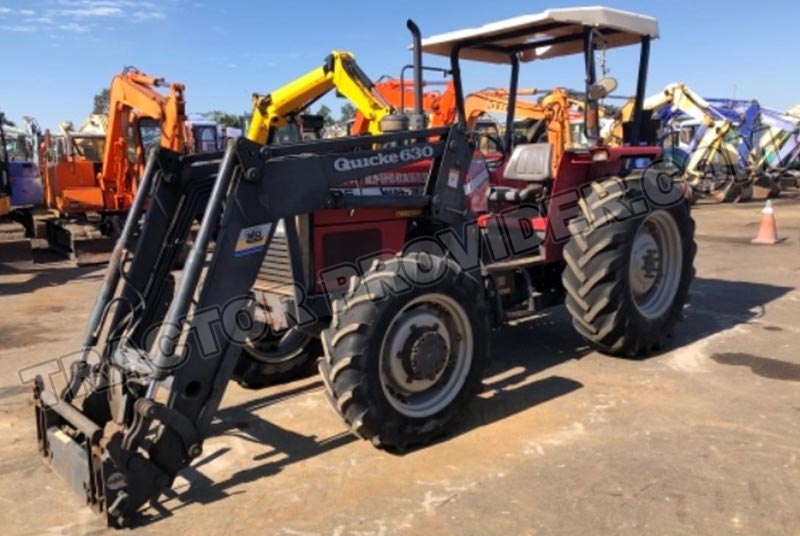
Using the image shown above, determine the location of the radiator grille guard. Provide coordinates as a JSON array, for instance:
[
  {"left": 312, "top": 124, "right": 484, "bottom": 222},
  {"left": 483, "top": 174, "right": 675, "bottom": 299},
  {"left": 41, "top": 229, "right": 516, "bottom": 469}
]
[{"left": 253, "top": 225, "right": 295, "bottom": 295}]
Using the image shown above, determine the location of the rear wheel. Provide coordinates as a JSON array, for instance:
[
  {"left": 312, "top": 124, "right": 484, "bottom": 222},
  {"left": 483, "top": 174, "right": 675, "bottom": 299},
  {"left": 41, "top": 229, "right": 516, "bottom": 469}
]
[
  {"left": 319, "top": 253, "right": 490, "bottom": 449},
  {"left": 232, "top": 326, "right": 321, "bottom": 388},
  {"left": 562, "top": 172, "right": 696, "bottom": 357}
]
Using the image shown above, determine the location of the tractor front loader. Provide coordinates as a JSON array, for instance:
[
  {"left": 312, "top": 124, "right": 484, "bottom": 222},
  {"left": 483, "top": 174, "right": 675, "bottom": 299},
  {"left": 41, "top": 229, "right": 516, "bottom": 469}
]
[{"left": 34, "top": 8, "right": 695, "bottom": 527}]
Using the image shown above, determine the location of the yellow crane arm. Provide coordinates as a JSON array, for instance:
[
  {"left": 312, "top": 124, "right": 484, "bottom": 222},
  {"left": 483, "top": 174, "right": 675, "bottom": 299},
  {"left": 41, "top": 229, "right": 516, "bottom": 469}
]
[
  {"left": 645, "top": 83, "right": 718, "bottom": 127},
  {"left": 607, "top": 83, "right": 731, "bottom": 146},
  {"left": 247, "top": 51, "right": 392, "bottom": 144}
]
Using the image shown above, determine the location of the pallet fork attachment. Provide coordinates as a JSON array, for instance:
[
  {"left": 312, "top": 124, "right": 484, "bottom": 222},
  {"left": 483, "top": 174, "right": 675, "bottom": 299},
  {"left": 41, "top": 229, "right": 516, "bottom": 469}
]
[{"left": 33, "top": 125, "right": 471, "bottom": 526}]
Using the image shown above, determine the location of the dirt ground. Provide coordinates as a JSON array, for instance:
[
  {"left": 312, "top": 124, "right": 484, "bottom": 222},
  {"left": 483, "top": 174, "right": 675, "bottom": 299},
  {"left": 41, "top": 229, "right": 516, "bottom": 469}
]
[{"left": 0, "top": 195, "right": 798, "bottom": 536}]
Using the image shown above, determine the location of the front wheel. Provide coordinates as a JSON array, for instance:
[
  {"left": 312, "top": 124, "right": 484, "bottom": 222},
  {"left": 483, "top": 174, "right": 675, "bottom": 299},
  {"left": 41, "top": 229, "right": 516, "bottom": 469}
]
[
  {"left": 562, "top": 172, "right": 696, "bottom": 357},
  {"left": 319, "top": 253, "right": 490, "bottom": 450}
]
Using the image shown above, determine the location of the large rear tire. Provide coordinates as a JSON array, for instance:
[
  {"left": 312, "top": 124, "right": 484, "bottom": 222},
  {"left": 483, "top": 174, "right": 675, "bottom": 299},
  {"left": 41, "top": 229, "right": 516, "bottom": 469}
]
[
  {"left": 562, "top": 172, "right": 696, "bottom": 357},
  {"left": 319, "top": 253, "right": 490, "bottom": 450}
]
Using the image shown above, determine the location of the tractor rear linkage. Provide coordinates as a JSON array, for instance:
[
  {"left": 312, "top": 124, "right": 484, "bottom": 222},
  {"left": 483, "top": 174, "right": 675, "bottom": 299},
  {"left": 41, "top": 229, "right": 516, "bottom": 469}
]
[{"left": 33, "top": 123, "right": 472, "bottom": 527}]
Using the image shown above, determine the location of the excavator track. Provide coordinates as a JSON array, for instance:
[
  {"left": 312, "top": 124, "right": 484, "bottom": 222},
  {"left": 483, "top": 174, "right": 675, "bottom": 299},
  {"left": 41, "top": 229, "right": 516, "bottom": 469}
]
[{"left": 0, "top": 219, "right": 30, "bottom": 263}]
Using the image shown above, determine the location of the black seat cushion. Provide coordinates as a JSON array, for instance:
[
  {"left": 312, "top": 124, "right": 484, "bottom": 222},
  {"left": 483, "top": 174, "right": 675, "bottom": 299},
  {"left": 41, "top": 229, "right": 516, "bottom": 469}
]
[{"left": 487, "top": 184, "right": 544, "bottom": 203}]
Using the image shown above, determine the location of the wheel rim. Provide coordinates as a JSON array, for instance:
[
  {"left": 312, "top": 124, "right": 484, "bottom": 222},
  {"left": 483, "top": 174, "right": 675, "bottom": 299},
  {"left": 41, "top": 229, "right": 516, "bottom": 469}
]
[
  {"left": 245, "top": 325, "right": 310, "bottom": 364},
  {"left": 379, "top": 293, "right": 473, "bottom": 418},
  {"left": 628, "top": 210, "right": 683, "bottom": 320}
]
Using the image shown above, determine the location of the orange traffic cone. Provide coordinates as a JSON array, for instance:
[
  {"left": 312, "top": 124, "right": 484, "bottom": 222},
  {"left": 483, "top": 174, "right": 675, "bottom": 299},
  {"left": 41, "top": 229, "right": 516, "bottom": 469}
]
[{"left": 751, "top": 200, "right": 781, "bottom": 245}]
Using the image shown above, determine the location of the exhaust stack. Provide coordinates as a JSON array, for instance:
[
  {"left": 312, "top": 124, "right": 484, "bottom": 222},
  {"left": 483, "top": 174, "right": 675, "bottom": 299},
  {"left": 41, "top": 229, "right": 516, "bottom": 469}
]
[{"left": 406, "top": 20, "right": 426, "bottom": 131}]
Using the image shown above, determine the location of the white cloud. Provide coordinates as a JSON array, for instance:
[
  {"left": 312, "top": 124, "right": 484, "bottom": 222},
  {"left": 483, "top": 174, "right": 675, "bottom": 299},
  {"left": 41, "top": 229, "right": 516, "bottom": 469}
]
[
  {"left": 0, "top": 0, "right": 168, "bottom": 35},
  {"left": 59, "top": 6, "right": 122, "bottom": 17},
  {"left": 0, "top": 24, "right": 35, "bottom": 31},
  {"left": 60, "top": 22, "right": 90, "bottom": 32},
  {"left": 131, "top": 11, "right": 165, "bottom": 21}
]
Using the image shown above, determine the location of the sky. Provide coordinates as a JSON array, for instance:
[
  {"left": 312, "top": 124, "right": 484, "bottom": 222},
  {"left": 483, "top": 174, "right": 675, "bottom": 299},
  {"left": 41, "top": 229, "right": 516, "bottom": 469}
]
[{"left": 0, "top": 0, "right": 797, "bottom": 130}]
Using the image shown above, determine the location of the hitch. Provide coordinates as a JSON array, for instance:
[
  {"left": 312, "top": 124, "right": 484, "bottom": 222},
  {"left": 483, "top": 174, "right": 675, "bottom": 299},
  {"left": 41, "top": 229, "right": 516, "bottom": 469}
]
[{"left": 34, "top": 375, "right": 200, "bottom": 527}]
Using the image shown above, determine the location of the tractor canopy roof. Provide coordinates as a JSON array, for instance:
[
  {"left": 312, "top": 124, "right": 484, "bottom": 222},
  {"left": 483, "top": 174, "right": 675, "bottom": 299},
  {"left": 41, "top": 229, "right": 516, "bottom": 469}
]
[{"left": 420, "top": 6, "right": 659, "bottom": 64}]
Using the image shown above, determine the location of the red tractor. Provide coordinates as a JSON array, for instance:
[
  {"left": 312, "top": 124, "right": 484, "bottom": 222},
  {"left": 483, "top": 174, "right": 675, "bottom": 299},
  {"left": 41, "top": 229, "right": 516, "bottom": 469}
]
[{"left": 34, "top": 7, "right": 694, "bottom": 526}]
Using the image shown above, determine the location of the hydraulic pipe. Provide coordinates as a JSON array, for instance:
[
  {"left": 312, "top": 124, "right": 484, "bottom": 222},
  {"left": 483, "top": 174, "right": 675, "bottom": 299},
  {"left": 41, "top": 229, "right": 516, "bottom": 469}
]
[
  {"left": 78, "top": 148, "right": 159, "bottom": 358},
  {"left": 146, "top": 139, "right": 239, "bottom": 395}
]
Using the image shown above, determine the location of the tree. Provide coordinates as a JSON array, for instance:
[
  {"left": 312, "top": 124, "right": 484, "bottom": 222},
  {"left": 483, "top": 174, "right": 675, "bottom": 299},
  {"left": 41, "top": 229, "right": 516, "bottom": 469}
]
[
  {"left": 340, "top": 103, "right": 356, "bottom": 124},
  {"left": 317, "top": 104, "right": 334, "bottom": 127},
  {"left": 92, "top": 88, "right": 110, "bottom": 114},
  {"left": 202, "top": 111, "right": 243, "bottom": 129}
]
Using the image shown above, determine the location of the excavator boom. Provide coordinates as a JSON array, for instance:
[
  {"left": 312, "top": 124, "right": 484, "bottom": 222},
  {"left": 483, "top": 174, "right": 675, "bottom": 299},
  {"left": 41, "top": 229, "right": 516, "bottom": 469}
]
[
  {"left": 247, "top": 51, "right": 392, "bottom": 144},
  {"left": 101, "top": 68, "right": 187, "bottom": 209},
  {"left": 41, "top": 68, "right": 191, "bottom": 263}
]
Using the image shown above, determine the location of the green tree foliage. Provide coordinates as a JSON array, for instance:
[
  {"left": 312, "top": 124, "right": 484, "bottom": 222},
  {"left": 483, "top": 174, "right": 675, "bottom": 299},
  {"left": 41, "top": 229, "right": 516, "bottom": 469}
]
[
  {"left": 317, "top": 104, "right": 334, "bottom": 127},
  {"left": 202, "top": 111, "right": 243, "bottom": 129},
  {"left": 340, "top": 103, "right": 356, "bottom": 123},
  {"left": 92, "top": 88, "right": 110, "bottom": 114}
]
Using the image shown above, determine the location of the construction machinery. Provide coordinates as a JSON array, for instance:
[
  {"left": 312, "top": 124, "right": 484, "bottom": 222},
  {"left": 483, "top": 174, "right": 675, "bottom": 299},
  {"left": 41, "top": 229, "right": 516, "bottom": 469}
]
[
  {"left": 0, "top": 112, "right": 43, "bottom": 261},
  {"left": 709, "top": 99, "right": 800, "bottom": 189},
  {"left": 462, "top": 87, "right": 577, "bottom": 171},
  {"left": 234, "top": 55, "right": 434, "bottom": 387},
  {"left": 351, "top": 73, "right": 456, "bottom": 134},
  {"left": 33, "top": 8, "right": 695, "bottom": 526},
  {"left": 40, "top": 68, "right": 188, "bottom": 263},
  {"left": 363, "top": 78, "right": 582, "bottom": 169},
  {"left": 247, "top": 50, "right": 395, "bottom": 144},
  {"left": 0, "top": 114, "right": 23, "bottom": 251},
  {"left": 611, "top": 83, "right": 781, "bottom": 202},
  {"left": 238, "top": 77, "right": 580, "bottom": 388}
]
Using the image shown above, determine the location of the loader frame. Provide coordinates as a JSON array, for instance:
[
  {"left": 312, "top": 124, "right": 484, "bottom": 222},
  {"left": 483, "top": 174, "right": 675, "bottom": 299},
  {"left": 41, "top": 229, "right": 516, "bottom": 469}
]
[{"left": 34, "top": 123, "right": 470, "bottom": 525}]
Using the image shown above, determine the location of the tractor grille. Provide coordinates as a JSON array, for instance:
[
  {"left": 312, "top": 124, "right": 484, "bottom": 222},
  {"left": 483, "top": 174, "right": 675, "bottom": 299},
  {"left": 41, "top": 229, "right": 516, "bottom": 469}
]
[{"left": 253, "top": 233, "right": 296, "bottom": 295}]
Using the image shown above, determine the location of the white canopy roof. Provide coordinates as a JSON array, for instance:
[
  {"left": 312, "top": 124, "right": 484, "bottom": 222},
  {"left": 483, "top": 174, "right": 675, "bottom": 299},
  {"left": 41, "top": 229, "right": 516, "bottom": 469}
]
[{"left": 420, "top": 6, "right": 659, "bottom": 64}]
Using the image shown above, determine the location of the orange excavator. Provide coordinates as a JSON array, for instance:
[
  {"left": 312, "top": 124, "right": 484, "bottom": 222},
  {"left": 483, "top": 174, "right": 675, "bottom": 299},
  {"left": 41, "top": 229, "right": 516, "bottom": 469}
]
[
  {"left": 351, "top": 75, "right": 457, "bottom": 134},
  {"left": 39, "top": 68, "right": 189, "bottom": 263},
  {"left": 463, "top": 87, "right": 575, "bottom": 174},
  {"left": 355, "top": 78, "right": 576, "bottom": 174}
]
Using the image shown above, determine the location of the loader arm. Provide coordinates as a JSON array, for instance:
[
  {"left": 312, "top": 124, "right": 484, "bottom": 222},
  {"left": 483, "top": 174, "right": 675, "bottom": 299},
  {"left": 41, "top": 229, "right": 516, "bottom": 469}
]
[
  {"left": 247, "top": 51, "right": 393, "bottom": 144},
  {"left": 33, "top": 123, "right": 470, "bottom": 527}
]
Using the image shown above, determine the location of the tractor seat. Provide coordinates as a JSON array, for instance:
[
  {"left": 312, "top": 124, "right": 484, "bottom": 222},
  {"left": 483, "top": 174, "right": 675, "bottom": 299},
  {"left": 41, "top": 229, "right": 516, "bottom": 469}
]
[
  {"left": 503, "top": 143, "right": 553, "bottom": 182},
  {"left": 488, "top": 143, "right": 553, "bottom": 203}
]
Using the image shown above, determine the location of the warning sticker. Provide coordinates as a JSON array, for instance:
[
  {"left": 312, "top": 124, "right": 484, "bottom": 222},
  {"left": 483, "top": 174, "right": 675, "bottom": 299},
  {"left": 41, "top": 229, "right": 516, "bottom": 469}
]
[
  {"left": 447, "top": 168, "right": 460, "bottom": 188},
  {"left": 234, "top": 223, "right": 272, "bottom": 257}
]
